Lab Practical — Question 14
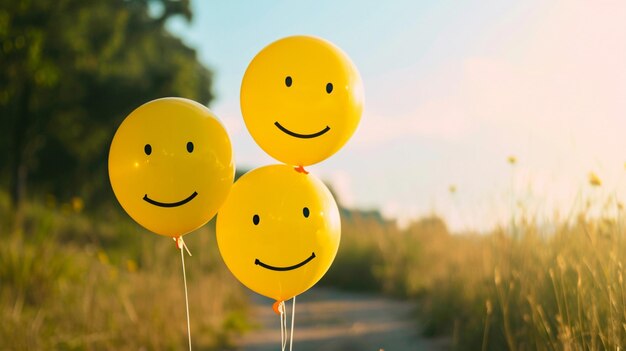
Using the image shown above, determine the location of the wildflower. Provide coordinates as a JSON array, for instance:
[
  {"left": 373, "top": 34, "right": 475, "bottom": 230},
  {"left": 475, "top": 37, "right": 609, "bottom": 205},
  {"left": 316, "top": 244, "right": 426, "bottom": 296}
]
[
  {"left": 126, "top": 259, "right": 138, "bottom": 273},
  {"left": 507, "top": 156, "right": 517, "bottom": 165},
  {"left": 588, "top": 172, "right": 602, "bottom": 187},
  {"left": 449, "top": 185, "right": 457, "bottom": 194},
  {"left": 71, "top": 196, "right": 84, "bottom": 213},
  {"left": 97, "top": 250, "right": 110, "bottom": 265}
]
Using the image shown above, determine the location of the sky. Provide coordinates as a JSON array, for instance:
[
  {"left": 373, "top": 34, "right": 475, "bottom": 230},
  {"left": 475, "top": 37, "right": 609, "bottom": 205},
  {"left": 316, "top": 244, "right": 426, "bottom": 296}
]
[{"left": 166, "top": 0, "right": 626, "bottom": 231}]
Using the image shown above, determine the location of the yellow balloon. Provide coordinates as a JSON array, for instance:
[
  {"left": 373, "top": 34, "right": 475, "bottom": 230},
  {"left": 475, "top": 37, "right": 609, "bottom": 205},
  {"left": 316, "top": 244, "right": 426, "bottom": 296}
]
[
  {"left": 240, "top": 35, "right": 364, "bottom": 167},
  {"left": 108, "top": 97, "right": 234, "bottom": 237},
  {"left": 216, "top": 164, "right": 340, "bottom": 302}
]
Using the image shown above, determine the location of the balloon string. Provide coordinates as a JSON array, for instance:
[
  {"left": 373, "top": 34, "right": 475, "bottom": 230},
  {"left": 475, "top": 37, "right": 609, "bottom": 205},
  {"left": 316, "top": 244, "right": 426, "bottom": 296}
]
[
  {"left": 280, "top": 301, "right": 287, "bottom": 351},
  {"left": 277, "top": 298, "right": 296, "bottom": 351},
  {"left": 289, "top": 296, "right": 296, "bottom": 351},
  {"left": 177, "top": 237, "right": 192, "bottom": 351}
]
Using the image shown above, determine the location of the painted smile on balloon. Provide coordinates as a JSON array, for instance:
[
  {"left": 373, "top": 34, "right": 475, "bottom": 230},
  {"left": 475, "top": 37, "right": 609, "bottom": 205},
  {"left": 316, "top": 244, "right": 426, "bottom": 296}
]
[
  {"left": 254, "top": 252, "right": 316, "bottom": 271},
  {"left": 143, "top": 191, "right": 198, "bottom": 208},
  {"left": 274, "top": 121, "right": 330, "bottom": 139}
]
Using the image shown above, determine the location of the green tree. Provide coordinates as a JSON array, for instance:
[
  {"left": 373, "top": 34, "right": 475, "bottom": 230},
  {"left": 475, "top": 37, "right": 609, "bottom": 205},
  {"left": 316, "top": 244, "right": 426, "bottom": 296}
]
[{"left": 0, "top": 0, "right": 212, "bottom": 216}]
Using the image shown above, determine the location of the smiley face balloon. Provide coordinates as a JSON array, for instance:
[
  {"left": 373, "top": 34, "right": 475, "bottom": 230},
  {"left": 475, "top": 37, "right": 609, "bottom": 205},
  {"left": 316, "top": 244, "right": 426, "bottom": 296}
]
[
  {"left": 109, "top": 98, "right": 234, "bottom": 237},
  {"left": 240, "top": 35, "right": 364, "bottom": 167},
  {"left": 216, "top": 164, "right": 340, "bottom": 302}
]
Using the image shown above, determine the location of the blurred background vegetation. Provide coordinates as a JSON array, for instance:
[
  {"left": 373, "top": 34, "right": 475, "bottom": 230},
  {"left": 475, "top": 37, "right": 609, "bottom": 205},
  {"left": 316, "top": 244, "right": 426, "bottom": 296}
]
[
  {"left": 2, "top": 1, "right": 626, "bottom": 350},
  {"left": 0, "top": 1, "right": 248, "bottom": 349},
  {"left": 1, "top": 0, "right": 211, "bottom": 218}
]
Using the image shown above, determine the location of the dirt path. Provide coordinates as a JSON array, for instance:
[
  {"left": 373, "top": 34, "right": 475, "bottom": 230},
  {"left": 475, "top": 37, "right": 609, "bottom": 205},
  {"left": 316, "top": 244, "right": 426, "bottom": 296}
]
[{"left": 236, "top": 287, "right": 449, "bottom": 351}]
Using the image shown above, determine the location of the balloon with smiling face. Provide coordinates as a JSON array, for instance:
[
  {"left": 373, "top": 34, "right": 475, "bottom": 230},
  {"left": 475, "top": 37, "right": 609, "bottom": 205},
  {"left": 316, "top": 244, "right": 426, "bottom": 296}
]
[
  {"left": 240, "top": 35, "right": 364, "bottom": 167},
  {"left": 108, "top": 97, "right": 235, "bottom": 237},
  {"left": 216, "top": 164, "right": 341, "bottom": 302}
]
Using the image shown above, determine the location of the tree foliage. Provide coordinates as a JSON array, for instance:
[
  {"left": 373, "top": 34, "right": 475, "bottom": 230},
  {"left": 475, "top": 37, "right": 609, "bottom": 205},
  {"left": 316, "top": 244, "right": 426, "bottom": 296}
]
[{"left": 0, "top": 0, "right": 213, "bottom": 209}]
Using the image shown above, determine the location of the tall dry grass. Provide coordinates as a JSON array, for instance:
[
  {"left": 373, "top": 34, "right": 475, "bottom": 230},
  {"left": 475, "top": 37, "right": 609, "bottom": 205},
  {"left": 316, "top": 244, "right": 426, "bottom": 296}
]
[
  {"left": 324, "top": 202, "right": 626, "bottom": 350},
  {"left": 0, "top": 192, "right": 248, "bottom": 350},
  {"left": 4, "top": 185, "right": 624, "bottom": 350}
]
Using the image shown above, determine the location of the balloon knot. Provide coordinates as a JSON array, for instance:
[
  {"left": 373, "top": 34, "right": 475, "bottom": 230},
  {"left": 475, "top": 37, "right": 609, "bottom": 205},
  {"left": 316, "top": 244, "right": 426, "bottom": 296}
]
[
  {"left": 174, "top": 237, "right": 192, "bottom": 256},
  {"left": 294, "top": 165, "right": 308, "bottom": 174},
  {"left": 272, "top": 300, "right": 284, "bottom": 315}
]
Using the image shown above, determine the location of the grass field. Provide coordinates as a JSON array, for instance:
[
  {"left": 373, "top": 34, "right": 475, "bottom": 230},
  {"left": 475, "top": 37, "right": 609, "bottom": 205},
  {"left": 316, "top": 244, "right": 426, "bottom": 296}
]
[
  {"left": 324, "top": 198, "right": 626, "bottom": 350},
  {"left": 0, "top": 193, "right": 249, "bottom": 350},
  {"left": 3, "top": 188, "right": 626, "bottom": 350}
]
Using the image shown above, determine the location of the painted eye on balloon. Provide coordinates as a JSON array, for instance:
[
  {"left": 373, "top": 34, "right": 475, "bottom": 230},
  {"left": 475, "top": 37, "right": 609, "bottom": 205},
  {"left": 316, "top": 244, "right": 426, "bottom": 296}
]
[
  {"left": 326, "top": 83, "right": 333, "bottom": 94},
  {"left": 303, "top": 207, "right": 310, "bottom": 218},
  {"left": 144, "top": 144, "right": 152, "bottom": 155},
  {"left": 285, "top": 76, "right": 292, "bottom": 87},
  {"left": 186, "top": 141, "right": 194, "bottom": 153},
  {"left": 253, "top": 214, "right": 260, "bottom": 225}
]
